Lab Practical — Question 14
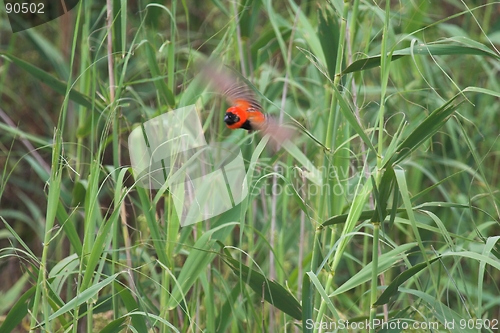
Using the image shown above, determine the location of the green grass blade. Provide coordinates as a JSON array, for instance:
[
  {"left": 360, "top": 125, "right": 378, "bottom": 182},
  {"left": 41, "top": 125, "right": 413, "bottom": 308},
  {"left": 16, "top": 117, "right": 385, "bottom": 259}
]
[
  {"left": 48, "top": 273, "right": 121, "bottom": 321},
  {"left": 371, "top": 166, "right": 396, "bottom": 223},
  {"left": 317, "top": 6, "right": 339, "bottom": 81},
  {"left": 166, "top": 223, "right": 238, "bottom": 309},
  {"left": 374, "top": 257, "right": 440, "bottom": 306},
  {"left": 343, "top": 41, "right": 500, "bottom": 74},
  {"left": 0, "top": 285, "right": 36, "bottom": 333},
  {"left": 223, "top": 253, "right": 302, "bottom": 320},
  {"left": 333, "top": 84, "right": 377, "bottom": 153},
  {"left": 0, "top": 53, "right": 103, "bottom": 112},
  {"left": 143, "top": 40, "right": 175, "bottom": 108},
  {"left": 331, "top": 243, "right": 417, "bottom": 296},
  {"left": 383, "top": 97, "right": 463, "bottom": 167},
  {"left": 305, "top": 271, "right": 339, "bottom": 320},
  {"left": 400, "top": 288, "right": 476, "bottom": 333},
  {"left": 56, "top": 202, "right": 83, "bottom": 257},
  {"left": 115, "top": 283, "right": 149, "bottom": 332},
  {"left": 135, "top": 185, "right": 171, "bottom": 268},
  {"left": 302, "top": 273, "right": 314, "bottom": 333},
  {"left": 98, "top": 317, "right": 127, "bottom": 333}
]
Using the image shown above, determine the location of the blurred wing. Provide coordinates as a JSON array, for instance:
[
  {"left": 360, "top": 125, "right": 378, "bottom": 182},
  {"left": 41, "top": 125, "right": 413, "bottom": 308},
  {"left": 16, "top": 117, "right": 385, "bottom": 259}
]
[
  {"left": 199, "top": 60, "right": 262, "bottom": 111},
  {"left": 224, "top": 85, "right": 262, "bottom": 111},
  {"left": 260, "top": 116, "right": 295, "bottom": 150}
]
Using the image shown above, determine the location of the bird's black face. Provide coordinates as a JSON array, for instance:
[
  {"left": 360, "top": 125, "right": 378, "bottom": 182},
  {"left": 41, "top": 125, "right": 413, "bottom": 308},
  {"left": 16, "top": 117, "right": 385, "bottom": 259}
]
[{"left": 224, "top": 112, "right": 239, "bottom": 126}]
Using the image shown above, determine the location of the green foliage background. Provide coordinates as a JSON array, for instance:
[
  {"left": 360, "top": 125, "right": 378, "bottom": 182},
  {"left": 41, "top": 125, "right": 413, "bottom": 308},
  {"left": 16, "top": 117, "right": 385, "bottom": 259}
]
[{"left": 0, "top": 0, "right": 499, "bottom": 332}]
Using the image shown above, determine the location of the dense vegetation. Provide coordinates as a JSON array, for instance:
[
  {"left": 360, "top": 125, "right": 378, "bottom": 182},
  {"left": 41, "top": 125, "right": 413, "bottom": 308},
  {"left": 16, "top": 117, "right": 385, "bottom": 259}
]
[{"left": 1, "top": 1, "right": 499, "bottom": 332}]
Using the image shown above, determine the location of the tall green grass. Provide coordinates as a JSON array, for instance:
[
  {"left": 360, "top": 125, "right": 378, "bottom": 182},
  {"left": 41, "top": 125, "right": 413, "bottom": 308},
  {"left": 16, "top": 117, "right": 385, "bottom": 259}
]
[{"left": 0, "top": 1, "right": 499, "bottom": 332}]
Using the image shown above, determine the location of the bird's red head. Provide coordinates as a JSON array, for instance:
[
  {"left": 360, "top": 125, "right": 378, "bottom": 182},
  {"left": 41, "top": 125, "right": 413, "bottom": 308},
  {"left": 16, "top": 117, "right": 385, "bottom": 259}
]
[{"left": 224, "top": 104, "right": 249, "bottom": 129}]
